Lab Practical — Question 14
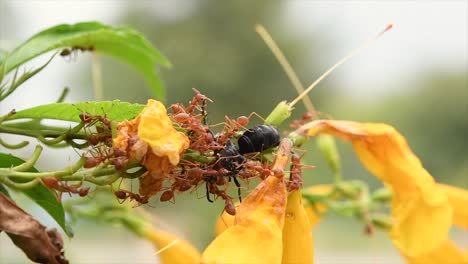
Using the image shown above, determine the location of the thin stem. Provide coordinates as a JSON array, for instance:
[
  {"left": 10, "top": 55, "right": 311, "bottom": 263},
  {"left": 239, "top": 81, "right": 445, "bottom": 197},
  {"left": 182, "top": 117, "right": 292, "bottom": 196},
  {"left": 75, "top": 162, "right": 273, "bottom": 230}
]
[
  {"left": 56, "top": 87, "right": 69, "bottom": 103},
  {"left": 12, "top": 145, "right": 42, "bottom": 172},
  {"left": 0, "top": 122, "right": 87, "bottom": 145},
  {"left": 0, "top": 109, "right": 16, "bottom": 122},
  {"left": 255, "top": 24, "right": 315, "bottom": 113},
  {"left": 0, "top": 137, "right": 29, "bottom": 149},
  {"left": 1, "top": 177, "right": 39, "bottom": 190},
  {"left": 0, "top": 157, "right": 85, "bottom": 179}
]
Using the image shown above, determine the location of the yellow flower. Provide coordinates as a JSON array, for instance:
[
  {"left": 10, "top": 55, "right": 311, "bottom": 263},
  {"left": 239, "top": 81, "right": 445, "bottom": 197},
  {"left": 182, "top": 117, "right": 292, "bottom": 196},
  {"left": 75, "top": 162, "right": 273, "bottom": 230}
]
[
  {"left": 297, "top": 120, "right": 453, "bottom": 257},
  {"left": 130, "top": 117, "right": 468, "bottom": 264},
  {"left": 213, "top": 144, "right": 322, "bottom": 264},
  {"left": 282, "top": 189, "right": 313, "bottom": 264},
  {"left": 404, "top": 183, "right": 468, "bottom": 264},
  {"left": 142, "top": 226, "right": 201, "bottom": 264},
  {"left": 138, "top": 99, "right": 189, "bottom": 166},
  {"left": 438, "top": 183, "right": 468, "bottom": 229},
  {"left": 113, "top": 99, "right": 190, "bottom": 198},
  {"left": 201, "top": 139, "right": 291, "bottom": 264}
]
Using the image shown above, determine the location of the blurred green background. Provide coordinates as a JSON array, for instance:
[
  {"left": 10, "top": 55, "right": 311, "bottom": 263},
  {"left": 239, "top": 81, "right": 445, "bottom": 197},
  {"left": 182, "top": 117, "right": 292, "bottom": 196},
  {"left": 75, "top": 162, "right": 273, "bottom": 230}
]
[{"left": 1, "top": 1, "right": 466, "bottom": 263}]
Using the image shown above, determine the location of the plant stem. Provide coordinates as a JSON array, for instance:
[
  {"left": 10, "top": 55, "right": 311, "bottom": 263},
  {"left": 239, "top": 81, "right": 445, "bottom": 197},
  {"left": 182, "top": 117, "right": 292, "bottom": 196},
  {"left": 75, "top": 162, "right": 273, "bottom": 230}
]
[
  {"left": 0, "top": 157, "right": 85, "bottom": 179},
  {"left": 12, "top": 145, "right": 42, "bottom": 172}
]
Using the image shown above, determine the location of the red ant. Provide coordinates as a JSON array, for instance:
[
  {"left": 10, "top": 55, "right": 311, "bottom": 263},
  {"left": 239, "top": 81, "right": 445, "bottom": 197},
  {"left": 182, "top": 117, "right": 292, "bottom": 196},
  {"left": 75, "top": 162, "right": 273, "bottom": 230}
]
[
  {"left": 83, "top": 144, "right": 113, "bottom": 168},
  {"left": 239, "top": 160, "right": 273, "bottom": 180},
  {"left": 287, "top": 154, "right": 314, "bottom": 192},
  {"left": 159, "top": 177, "right": 193, "bottom": 202},
  {"left": 214, "top": 112, "right": 263, "bottom": 146},
  {"left": 79, "top": 113, "right": 112, "bottom": 130},
  {"left": 114, "top": 189, "right": 149, "bottom": 205},
  {"left": 60, "top": 46, "right": 95, "bottom": 60},
  {"left": 41, "top": 177, "right": 90, "bottom": 200},
  {"left": 204, "top": 177, "right": 236, "bottom": 215},
  {"left": 169, "top": 91, "right": 220, "bottom": 153},
  {"left": 185, "top": 88, "right": 212, "bottom": 114},
  {"left": 79, "top": 113, "right": 114, "bottom": 149},
  {"left": 289, "top": 112, "right": 315, "bottom": 129}
]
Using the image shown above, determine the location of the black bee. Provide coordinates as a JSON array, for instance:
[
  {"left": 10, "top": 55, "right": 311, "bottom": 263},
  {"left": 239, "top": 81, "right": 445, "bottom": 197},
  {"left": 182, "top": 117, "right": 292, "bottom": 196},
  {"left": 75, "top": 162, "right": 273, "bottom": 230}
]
[{"left": 238, "top": 125, "right": 280, "bottom": 155}]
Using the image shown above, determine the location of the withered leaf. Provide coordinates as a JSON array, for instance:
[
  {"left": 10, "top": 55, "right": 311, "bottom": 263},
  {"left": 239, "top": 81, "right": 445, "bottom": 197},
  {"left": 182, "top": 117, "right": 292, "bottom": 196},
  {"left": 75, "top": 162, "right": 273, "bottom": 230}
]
[{"left": 0, "top": 192, "right": 68, "bottom": 264}]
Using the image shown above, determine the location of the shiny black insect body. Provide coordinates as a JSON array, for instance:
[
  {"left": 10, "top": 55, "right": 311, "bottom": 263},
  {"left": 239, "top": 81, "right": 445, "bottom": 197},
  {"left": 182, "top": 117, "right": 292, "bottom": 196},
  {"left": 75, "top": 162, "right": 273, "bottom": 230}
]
[
  {"left": 218, "top": 140, "right": 244, "bottom": 172},
  {"left": 207, "top": 140, "right": 244, "bottom": 203},
  {"left": 238, "top": 125, "right": 280, "bottom": 155}
]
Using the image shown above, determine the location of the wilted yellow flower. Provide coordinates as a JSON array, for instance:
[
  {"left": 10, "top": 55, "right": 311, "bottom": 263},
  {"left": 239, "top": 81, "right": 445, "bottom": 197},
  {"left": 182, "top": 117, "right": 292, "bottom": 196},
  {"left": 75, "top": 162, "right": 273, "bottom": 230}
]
[
  {"left": 138, "top": 99, "right": 189, "bottom": 166},
  {"left": 113, "top": 99, "right": 190, "bottom": 198},
  {"left": 297, "top": 120, "right": 453, "bottom": 257}
]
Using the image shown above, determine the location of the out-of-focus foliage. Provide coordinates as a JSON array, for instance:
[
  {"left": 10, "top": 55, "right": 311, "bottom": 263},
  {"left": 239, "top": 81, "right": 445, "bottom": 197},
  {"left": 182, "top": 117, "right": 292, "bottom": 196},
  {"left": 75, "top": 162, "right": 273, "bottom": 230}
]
[{"left": 102, "top": 1, "right": 318, "bottom": 122}]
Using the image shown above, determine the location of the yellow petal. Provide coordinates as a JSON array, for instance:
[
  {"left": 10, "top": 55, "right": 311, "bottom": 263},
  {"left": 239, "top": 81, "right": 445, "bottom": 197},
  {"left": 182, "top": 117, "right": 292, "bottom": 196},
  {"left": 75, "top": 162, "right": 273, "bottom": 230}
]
[
  {"left": 214, "top": 208, "right": 236, "bottom": 236},
  {"left": 201, "top": 139, "right": 292, "bottom": 264},
  {"left": 299, "top": 120, "right": 452, "bottom": 256},
  {"left": 202, "top": 176, "right": 286, "bottom": 264},
  {"left": 215, "top": 185, "right": 333, "bottom": 236},
  {"left": 438, "top": 183, "right": 468, "bottom": 229},
  {"left": 403, "top": 239, "right": 468, "bottom": 264},
  {"left": 144, "top": 227, "right": 201, "bottom": 264},
  {"left": 138, "top": 99, "right": 189, "bottom": 165},
  {"left": 282, "top": 189, "right": 314, "bottom": 264}
]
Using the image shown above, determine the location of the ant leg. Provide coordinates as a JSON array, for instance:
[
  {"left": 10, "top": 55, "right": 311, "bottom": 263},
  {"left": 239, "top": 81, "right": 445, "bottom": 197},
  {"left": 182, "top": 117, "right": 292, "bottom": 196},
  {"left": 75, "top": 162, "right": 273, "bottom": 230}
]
[
  {"left": 232, "top": 176, "right": 242, "bottom": 203},
  {"left": 206, "top": 182, "right": 214, "bottom": 203},
  {"left": 246, "top": 112, "right": 265, "bottom": 123}
]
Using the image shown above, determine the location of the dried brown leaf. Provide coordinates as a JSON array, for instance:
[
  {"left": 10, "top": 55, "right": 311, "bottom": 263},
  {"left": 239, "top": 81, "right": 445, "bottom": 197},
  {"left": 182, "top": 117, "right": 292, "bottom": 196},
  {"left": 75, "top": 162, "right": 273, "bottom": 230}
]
[{"left": 0, "top": 192, "right": 68, "bottom": 264}]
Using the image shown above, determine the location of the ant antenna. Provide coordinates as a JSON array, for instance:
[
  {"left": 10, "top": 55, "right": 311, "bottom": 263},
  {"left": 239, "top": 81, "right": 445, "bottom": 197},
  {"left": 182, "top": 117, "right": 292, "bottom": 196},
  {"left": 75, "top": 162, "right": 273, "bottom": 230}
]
[
  {"left": 288, "top": 24, "right": 393, "bottom": 109},
  {"left": 255, "top": 24, "right": 315, "bottom": 113}
]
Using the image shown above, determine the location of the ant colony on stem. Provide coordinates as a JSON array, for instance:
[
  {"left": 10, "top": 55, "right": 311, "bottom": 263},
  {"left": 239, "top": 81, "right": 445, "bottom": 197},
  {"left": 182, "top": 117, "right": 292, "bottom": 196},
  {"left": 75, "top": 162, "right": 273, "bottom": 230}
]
[{"left": 73, "top": 24, "right": 393, "bottom": 216}]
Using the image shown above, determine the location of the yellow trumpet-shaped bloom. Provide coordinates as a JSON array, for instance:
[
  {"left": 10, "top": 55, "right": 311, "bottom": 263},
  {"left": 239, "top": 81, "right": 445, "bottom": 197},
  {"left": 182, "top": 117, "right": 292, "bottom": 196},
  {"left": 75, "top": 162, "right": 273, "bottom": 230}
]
[
  {"left": 282, "top": 189, "right": 314, "bottom": 264},
  {"left": 298, "top": 120, "right": 452, "bottom": 257},
  {"left": 404, "top": 239, "right": 468, "bottom": 264},
  {"left": 142, "top": 227, "right": 201, "bottom": 264},
  {"left": 437, "top": 183, "right": 468, "bottom": 229},
  {"left": 215, "top": 185, "right": 333, "bottom": 237},
  {"left": 202, "top": 139, "right": 292, "bottom": 264},
  {"left": 403, "top": 184, "right": 468, "bottom": 264}
]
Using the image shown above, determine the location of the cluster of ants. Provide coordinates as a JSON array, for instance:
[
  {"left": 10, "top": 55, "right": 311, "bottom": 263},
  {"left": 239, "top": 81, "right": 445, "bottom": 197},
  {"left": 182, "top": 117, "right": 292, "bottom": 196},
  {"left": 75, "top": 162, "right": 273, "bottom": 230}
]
[
  {"left": 44, "top": 90, "right": 310, "bottom": 215},
  {"left": 154, "top": 89, "right": 308, "bottom": 215}
]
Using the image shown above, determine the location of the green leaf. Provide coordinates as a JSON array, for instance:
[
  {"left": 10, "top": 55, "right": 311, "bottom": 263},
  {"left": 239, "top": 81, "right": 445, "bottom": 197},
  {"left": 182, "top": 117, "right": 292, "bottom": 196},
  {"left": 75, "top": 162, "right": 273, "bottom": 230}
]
[
  {"left": 0, "top": 153, "right": 71, "bottom": 237},
  {"left": 4, "top": 21, "right": 170, "bottom": 99},
  {"left": 8, "top": 100, "right": 145, "bottom": 122}
]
